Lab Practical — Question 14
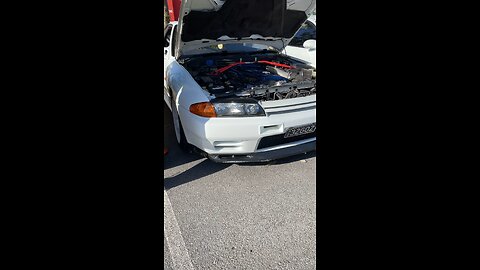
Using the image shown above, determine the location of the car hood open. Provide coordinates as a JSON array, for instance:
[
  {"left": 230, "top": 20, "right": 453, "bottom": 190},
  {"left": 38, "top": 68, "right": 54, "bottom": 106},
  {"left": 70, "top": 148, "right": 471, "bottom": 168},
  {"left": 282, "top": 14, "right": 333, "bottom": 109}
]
[{"left": 175, "top": 0, "right": 316, "bottom": 58}]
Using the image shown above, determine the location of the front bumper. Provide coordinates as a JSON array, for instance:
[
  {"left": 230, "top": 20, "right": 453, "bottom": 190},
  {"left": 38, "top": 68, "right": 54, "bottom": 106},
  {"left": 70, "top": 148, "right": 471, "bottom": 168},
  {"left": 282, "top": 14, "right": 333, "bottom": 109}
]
[
  {"left": 177, "top": 96, "right": 316, "bottom": 163},
  {"left": 206, "top": 140, "right": 316, "bottom": 163}
]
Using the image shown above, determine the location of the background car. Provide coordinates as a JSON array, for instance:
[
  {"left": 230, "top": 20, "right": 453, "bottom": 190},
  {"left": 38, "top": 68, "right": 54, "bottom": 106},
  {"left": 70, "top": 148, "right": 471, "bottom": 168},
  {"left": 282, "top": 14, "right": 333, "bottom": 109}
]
[{"left": 284, "top": 15, "right": 316, "bottom": 67}]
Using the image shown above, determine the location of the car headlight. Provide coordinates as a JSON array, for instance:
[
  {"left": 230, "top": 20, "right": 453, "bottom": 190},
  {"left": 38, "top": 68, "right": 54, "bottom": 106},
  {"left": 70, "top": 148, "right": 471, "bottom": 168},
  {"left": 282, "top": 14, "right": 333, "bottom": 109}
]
[{"left": 189, "top": 98, "right": 266, "bottom": 118}]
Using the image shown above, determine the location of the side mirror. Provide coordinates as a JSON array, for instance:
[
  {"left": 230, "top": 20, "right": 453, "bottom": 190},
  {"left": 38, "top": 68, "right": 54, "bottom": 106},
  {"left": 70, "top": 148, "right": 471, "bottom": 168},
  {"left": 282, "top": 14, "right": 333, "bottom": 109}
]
[{"left": 303, "top": 39, "right": 316, "bottom": 50}]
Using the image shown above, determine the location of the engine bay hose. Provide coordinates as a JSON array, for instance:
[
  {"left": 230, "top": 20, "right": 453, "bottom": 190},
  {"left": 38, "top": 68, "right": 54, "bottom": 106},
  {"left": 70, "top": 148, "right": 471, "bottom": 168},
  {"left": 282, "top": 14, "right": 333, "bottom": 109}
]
[{"left": 211, "top": 60, "right": 294, "bottom": 75}]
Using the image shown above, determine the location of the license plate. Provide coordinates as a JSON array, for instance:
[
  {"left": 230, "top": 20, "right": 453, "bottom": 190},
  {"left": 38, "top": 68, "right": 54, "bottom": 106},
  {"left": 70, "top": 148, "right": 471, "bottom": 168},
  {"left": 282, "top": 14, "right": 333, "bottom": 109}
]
[{"left": 284, "top": 123, "right": 316, "bottom": 138}]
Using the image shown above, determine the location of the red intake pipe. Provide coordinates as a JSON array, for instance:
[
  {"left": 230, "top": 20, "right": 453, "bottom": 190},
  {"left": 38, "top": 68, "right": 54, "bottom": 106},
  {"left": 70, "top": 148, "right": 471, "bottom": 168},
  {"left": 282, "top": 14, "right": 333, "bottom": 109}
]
[{"left": 211, "top": 60, "right": 294, "bottom": 75}]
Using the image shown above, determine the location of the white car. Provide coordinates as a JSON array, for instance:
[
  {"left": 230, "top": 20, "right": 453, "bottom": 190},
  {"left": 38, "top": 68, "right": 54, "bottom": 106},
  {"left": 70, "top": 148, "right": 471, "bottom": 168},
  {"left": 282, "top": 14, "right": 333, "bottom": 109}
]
[
  {"left": 164, "top": 0, "right": 316, "bottom": 163},
  {"left": 284, "top": 15, "right": 316, "bottom": 67}
]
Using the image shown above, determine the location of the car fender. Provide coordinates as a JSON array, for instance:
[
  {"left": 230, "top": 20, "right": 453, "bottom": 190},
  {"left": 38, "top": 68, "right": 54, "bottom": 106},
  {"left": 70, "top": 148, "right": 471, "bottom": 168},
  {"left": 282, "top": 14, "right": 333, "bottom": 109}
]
[
  {"left": 166, "top": 61, "right": 211, "bottom": 144},
  {"left": 166, "top": 61, "right": 210, "bottom": 109}
]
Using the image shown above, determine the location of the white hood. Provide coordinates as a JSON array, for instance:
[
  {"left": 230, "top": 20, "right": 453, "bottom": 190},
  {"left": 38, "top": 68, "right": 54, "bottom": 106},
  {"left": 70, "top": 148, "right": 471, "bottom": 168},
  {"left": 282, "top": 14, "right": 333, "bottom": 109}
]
[{"left": 175, "top": 0, "right": 316, "bottom": 58}]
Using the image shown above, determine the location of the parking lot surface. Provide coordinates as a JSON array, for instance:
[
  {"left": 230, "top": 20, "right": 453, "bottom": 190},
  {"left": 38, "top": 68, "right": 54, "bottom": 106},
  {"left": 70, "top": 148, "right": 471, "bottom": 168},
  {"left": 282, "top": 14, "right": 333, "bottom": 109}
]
[{"left": 164, "top": 104, "right": 316, "bottom": 269}]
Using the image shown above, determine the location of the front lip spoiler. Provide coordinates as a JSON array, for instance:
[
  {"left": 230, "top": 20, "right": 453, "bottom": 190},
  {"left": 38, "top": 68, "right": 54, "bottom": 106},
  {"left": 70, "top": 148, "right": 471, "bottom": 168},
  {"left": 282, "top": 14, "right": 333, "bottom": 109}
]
[{"left": 206, "top": 140, "right": 316, "bottom": 164}]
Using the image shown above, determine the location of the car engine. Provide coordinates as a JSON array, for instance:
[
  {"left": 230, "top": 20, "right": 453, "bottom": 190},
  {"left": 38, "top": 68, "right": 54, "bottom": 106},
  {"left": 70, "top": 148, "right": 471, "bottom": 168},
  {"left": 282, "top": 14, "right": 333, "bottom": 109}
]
[{"left": 181, "top": 53, "right": 316, "bottom": 101}]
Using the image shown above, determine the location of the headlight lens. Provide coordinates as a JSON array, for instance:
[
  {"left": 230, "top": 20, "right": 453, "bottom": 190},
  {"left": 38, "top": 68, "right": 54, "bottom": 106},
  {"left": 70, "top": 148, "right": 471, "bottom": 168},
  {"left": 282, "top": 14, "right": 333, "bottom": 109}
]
[
  {"left": 212, "top": 98, "right": 265, "bottom": 117},
  {"left": 213, "top": 102, "right": 264, "bottom": 117},
  {"left": 190, "top": 99, "right": 265, "bottom": 118}
]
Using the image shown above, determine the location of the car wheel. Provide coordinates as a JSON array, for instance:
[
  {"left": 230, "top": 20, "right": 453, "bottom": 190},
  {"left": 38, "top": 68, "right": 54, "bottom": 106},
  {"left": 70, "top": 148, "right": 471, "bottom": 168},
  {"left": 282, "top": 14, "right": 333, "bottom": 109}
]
[{"left": 171, "top": 97, "right": 189, "bottom": 151}]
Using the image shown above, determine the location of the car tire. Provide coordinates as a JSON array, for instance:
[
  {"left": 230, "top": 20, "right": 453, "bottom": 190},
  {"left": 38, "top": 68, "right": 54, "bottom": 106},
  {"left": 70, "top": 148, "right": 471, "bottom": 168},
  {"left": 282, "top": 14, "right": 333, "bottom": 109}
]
[{"left": 171, "top": 97, "right": 190, "bottom": 151}]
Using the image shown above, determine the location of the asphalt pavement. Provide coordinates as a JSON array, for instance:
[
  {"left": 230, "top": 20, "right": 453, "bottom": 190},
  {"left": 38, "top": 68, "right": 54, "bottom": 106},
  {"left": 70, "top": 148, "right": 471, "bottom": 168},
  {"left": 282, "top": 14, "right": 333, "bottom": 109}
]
[{"left": 164, "top": 103, "right": 316, "bottom": 270}]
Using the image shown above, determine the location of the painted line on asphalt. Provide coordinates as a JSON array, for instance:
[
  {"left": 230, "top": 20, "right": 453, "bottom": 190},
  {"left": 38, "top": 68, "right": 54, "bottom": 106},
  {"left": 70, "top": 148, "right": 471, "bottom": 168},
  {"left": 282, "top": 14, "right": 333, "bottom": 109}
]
[{"left": 164, "top": 189, "right": 195, "bottom": 270}]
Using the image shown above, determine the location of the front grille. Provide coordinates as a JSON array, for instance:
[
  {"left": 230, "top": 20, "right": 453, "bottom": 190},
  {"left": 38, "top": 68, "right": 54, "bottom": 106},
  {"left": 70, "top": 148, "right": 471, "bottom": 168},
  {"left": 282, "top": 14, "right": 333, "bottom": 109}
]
[{"left": 257, "top": 131, "right": 316, "bottom": 150}]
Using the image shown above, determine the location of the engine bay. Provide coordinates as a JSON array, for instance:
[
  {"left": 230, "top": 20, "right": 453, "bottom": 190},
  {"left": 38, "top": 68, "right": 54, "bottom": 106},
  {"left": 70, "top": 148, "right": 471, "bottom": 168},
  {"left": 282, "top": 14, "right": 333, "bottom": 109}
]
[{"left": 180, "top": 52, "right": 316, "bottom": 102}]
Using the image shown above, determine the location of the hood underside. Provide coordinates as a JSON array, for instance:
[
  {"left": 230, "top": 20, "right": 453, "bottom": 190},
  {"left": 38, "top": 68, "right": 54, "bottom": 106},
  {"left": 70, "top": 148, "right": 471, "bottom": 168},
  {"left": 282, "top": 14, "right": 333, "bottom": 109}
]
[{"left": 176, "top": 0, "right": 316, "bottom": 57}]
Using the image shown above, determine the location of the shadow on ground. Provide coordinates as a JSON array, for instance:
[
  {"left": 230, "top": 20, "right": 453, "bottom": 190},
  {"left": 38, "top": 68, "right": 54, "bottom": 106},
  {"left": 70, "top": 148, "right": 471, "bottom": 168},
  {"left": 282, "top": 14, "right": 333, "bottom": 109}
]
[{"left": 164, "top": 160, "right": 231, "bottom": 190}]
